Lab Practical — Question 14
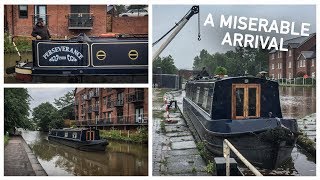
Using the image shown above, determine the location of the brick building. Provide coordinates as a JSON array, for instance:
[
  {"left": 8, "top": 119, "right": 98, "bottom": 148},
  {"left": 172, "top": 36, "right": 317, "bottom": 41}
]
[
  {"left": 4, "top": 5, "right": 148, "bottom": 38},
  {"left": 269, "top": 33, "right": 316, "bottom": 79},
  {"left": 74, "top": 88, "right": 148, "bottom": 130}
]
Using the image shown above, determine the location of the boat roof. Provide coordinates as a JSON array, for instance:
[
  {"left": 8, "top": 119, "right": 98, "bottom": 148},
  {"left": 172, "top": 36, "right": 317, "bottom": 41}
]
[
  {"left": 187, "top": 76, "right": 277, "bottom": 84},
  {"left": 51, "top": 128, "right": 94, "bottom": 132}
]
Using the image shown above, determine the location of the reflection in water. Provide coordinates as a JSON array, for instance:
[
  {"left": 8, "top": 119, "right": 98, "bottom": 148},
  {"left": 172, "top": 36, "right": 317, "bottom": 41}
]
[
  {"left": 280, "top": 86, "right": 316, "bottom": 119},
  {"left": 22, "top": 131, "right": 148, "bottom": 176}
]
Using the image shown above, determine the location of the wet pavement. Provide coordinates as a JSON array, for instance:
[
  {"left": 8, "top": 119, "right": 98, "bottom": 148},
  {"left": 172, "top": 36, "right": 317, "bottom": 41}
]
[
  {"left": 152, "top": 89, "right": 209, "bottom": 176},
  {"left": 297, "top": 113, "right": 316, "bottom": 142},
  {"left": 4, "top": 136, "right": 47, "bottom": 176}
]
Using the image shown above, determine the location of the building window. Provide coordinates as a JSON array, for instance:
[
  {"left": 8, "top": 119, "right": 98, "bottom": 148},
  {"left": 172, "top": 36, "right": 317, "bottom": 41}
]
[
  {"left": 272, "top": 64, "right": 274, "bottom": 70},
  {"left": 288, "top": 49, "right": 292, "bottom": 57},
  {"left": 103, "top": 97, "right": 106, "bottom": 105},
  {"left": 288, "top": 61, "right": 291, "bottom": 68},
  {"left": 289, "top": 73, "right": 291, "bottom": 79},
  {"left": 272, "top": 74, "right": 275, "bottom": 79},
  {"left": 312, "top": 59, "right": 315, "bottom": 67},
  {"left": 277, "top": 52, "right": 282, "bottom": 58},
  {"left": 19, "top": 5, "right": 28, "bottom": 18},
  {"left": 300, "top": 60, "right": 302, "bottom": 68},
  {"left": 312, "top": 72, "right": 315, "bottom": 78},
  {"left": 107, "top": 112, "right": 112, "bottom": 122},
  {"left": 303, "top": 60, "right": 306, "bottom": 67},
  {"left": 271, "top": 54, "right": 275, "bottom": 59}
]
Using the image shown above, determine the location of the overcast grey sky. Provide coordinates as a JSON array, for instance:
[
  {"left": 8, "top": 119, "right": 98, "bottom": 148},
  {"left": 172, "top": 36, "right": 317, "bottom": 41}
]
[
  {"left": 153, "top": 5, "right": 316, "bottom": 69},
  {"left": 28, "top": 88, "right": 74, "bottom": 110}
]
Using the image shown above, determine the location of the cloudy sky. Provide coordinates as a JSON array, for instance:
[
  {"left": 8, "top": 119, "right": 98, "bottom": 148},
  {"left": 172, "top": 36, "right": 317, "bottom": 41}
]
[
  {"left": 28, "top": 88, "right": 74, "bottom": 110},
  {"left": 153, "top": 5, "right": 316, "bottom": 69}
]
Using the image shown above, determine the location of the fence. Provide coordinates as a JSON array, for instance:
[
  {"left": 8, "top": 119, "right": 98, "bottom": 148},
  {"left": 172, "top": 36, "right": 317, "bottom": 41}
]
[
  {"left": 153, "top": 74, "right": 179, "bottom": 89},
  {"left": 277, "top": 77, "right": 316, "bottom": 86},
  {"left": 223, "top": 139, "right": 262, "bottom": 176}
]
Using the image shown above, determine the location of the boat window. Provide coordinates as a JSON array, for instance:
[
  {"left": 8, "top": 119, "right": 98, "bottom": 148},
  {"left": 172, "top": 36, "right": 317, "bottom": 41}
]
[
  {"left": 232, "top": 84, "right": 260, "bottom": 119},
  {"left": 202, "top": 88, "right": 209, "bottom": 109},
  {"left": 248, "top": 88, "right": 257, "bottom": 116},
  {"left": 195, "top": 87, "right": 200, "bottom": 104},
  {"left": 72, "top": 132, "right": 77, "bottom": 139},
  {"left": 64, "top": 132, "right": 68, "bottom": 138}
]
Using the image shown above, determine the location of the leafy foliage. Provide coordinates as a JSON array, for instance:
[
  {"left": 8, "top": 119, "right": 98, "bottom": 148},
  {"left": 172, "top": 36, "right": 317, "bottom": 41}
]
[
  {"left": 100, "top": 127, "right": 148, "bottom": 143},
  {"left": 153, "top": 55, "right": 178, "bottom": 74},
  {"left": 32, "top": 102, "right": 64, "bottom": 132},
  {"left": 4, "top": 88, "right": 32, "bottom": 132},
  {"left": 193, "top": 46, "right": 269, "bottom": 76},
  {"left": 214, "top": 66, "right": 227, "bottom": 75},
  {"left": 54, "top": 90, "right": 75, "bottom": 120}
]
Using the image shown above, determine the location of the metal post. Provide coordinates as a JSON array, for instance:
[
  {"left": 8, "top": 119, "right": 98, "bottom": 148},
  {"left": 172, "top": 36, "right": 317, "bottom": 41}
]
[
  {"left": 223, "top": 140, "right": 230, "bottom": 176},
  {"left": 223, "top": 139, "right": 263, "bottom": 176}
]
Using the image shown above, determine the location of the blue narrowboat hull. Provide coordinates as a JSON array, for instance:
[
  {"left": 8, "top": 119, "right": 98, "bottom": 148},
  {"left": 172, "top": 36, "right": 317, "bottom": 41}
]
[
  {"left": 183, "top": 97, "right": 299, "bottom": 169},
  {"left": 48, "top": 135, "right": 108, "bottom": 151}
]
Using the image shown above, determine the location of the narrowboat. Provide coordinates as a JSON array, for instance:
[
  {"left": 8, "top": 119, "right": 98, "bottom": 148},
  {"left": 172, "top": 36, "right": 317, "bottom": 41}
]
[
  {"left": 48, "top": 128, "right": 108, "bottom": 151},
  {"left": 9, "top": 33, "right": 148, "bottom": 83},
  {"left": 183, "top": 76, "right": 300, "bottom": 169}
]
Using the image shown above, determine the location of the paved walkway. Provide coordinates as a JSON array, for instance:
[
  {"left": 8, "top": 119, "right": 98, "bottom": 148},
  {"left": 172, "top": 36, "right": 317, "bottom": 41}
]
[
  {"left": 152, "top": 89, "right": 209, "bottom": 176},
  {"left": 4, "top": 136, "right": 47, "bottom": 176}
]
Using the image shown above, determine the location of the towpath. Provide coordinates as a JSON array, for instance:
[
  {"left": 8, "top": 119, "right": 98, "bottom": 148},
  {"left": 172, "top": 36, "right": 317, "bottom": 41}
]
[
  {"left": 4, "top": 135, "right": 47, "bottom": 176},
  {"left": 152, "top": 89, "right": 209, "bottom": 176}
]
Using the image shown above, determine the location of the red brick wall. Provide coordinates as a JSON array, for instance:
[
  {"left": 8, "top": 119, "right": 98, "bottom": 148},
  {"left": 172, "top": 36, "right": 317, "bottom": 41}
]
[
  {"left": 75, "top": 88, "right": 148, "bottom": 126},
  {"left": 112, "top": 17, "right": 148, "bottom": 34},
  {"left": 269, "top": 34, "right": 316, "bottom": 78},
  {"left": 310, "top": 58, "right": 316, "bottom": 77},
  {"left": 5, "top": 5, "right": 148, "bottom": 38}
]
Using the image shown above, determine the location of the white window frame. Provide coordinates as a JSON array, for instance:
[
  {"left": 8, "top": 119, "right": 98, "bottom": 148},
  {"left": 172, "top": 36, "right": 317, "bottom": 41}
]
[
  {"left": 288, "top": 49, "right": 292, "bottom": 57},
  {"left": 312, "top": 59, "right": 315, "bottom": 67},
  {"left": 288, "top": 61, "right": 291, "bottom": 68},
  {"left": 272, "top": 64, "right": 274, "bottom": 70}
]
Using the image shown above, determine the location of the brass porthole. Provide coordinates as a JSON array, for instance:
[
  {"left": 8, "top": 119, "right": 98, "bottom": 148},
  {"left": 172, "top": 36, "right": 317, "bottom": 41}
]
[
  {"left": 128, "top": 50, "right": 139, "bottom": 60},
  {"left": 96, "top": 50, "right": 106, "bottom": 60}
]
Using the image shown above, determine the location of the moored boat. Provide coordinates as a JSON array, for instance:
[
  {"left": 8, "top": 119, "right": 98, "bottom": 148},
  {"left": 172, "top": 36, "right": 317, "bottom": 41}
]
[
  {"left": 183, "top": 76, "right": 300, "bottom": 169},
  {"left": 48, "top": 128, "right": 108, "bottom": 151},
  {"left": 8, "top": 33, "right": 148, "bottom": 82}
]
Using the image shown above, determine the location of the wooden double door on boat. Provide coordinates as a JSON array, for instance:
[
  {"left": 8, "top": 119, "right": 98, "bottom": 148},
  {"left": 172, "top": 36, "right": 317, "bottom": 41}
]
[
  {"left": 232, "top": 84, "right": 261, "bottom": 119},
  {"left": 86, "top": 131, "right": 95, "bottom": 141}
]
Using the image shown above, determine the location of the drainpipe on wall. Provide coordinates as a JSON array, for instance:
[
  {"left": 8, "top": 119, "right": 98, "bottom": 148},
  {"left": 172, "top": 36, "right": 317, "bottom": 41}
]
[{"left": 11, "top": 5, "right": 15, "bottom": 41}]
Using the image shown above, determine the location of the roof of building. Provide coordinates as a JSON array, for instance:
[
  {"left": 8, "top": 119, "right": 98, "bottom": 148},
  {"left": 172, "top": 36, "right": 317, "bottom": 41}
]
[
  {"left": 269, "top": 33, "right": 316, "bottom": 54},
  {"left": 297, "top": 51, "right": 316, "bottom": 60}
]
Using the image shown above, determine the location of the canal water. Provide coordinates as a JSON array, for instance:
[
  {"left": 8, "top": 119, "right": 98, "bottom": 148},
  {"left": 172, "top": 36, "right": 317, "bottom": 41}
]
[{"left": 21, "top": 130, "right": 148, "bottom": 176}]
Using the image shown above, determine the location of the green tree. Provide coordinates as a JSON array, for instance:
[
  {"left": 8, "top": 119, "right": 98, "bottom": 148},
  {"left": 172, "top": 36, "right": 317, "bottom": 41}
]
[
  {"left": 32, "top": 102, "right": 64, "bottom": 132},
  {"left": 54, "top": 90, "right": 75, "bottom": 120},
  {"left": 4, "top": 88, "right": 32, "bottom": 132},
  {"left": 153, "top": 55, "right": 178, "bottom": 74},
  {"left": 214, "top": 66, "right": 227, "bottom": 75}
]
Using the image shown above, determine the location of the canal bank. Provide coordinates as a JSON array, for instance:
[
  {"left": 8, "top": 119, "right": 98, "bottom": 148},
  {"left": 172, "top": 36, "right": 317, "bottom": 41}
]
[
  {"left": 152, "top": 88, "right": 210, "bottom": 176},
  {"left": 4, "top": 135, "right": 47, "bottom": 176}
]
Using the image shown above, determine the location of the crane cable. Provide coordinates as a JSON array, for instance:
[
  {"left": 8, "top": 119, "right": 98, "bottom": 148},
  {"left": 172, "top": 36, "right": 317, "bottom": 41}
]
[
  {"left": 152, "top": 7, "right": 201, "bottom": 47},
  {"left": 198, "top": 9, "right": 201, "bottom": 41}
]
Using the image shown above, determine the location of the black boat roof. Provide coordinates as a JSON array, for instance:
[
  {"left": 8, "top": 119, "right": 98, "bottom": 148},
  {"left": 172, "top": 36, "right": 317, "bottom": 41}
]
[
  {"left": 187, "top": 76, "right": 278, "bottom": 85},
  {"left": 51, "top": 128, "right": 95, "bottom": 132}
]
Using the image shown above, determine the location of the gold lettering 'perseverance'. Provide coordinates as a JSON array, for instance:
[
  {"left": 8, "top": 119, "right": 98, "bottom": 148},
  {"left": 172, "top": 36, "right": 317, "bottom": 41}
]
[{"left": 42, "top": 46, "right": 84, "bottom": 60}]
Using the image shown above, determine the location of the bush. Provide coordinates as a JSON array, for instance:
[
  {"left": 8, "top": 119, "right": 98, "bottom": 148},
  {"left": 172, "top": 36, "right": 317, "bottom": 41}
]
[
  {"left": 100, "top": 126, "right": 148, "bottom": 143},
  {"left": 4, "top": 33, "right": 32, "bottom": 53},
  {"left": 214, "top": 66, "right": 227, "bottom": 75}
]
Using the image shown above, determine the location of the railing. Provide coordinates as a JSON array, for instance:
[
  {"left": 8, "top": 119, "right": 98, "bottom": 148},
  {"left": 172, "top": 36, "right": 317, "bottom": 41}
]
[
  {"left": 87, "top": 106, "right": 92, "bottom": 113},
  {"left": 93, "top": 106, "right": 99, "bottom": 112},
  {"left": 68, "top": 13, "right": 93, "bottom": 29},
  {"left": 75, "top": 113, "right": 148, "bottom": 126},
  {"left": 127, "top": 90, "right": 144, "bottom": 103},
  {"left": 223, "top": 139, "right": 262, "bottom": 176},
  {"left": 114, "top": 99, "right": 124, "bottom": 107}
]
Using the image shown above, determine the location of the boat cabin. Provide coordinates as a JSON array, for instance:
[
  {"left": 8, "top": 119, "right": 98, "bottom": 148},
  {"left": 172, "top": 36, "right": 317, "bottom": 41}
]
[
  {"left": 185, "top": 77, "right": 282, "bottom": 120},
  {"left": 49, "top": 128, "right": 101, "bottom": 141}
]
